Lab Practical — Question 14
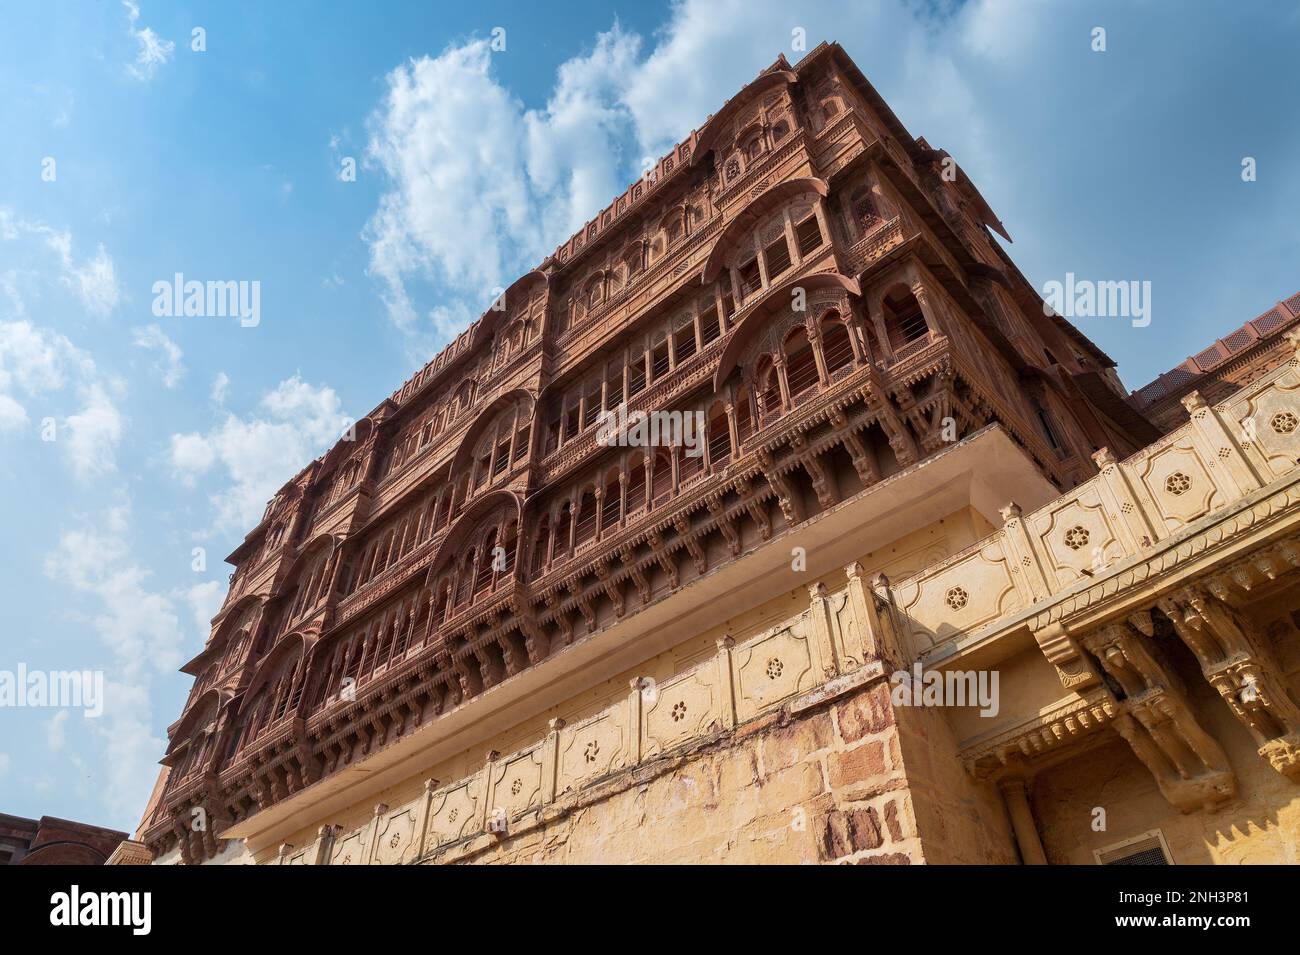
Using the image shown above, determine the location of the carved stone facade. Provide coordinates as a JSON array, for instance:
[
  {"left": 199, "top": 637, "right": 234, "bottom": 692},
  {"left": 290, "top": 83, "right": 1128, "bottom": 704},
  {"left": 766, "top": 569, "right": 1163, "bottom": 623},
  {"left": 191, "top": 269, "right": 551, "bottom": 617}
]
[{"left": 127, "top": 42, "right": 1300, "bottom": 866}]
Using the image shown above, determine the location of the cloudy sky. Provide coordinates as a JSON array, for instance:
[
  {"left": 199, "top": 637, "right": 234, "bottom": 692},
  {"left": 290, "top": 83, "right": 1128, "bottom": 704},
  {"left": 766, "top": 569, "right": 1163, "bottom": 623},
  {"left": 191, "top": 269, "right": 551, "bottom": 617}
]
[{"left": 1, "top": 0, "right": 1296, "bottom": 831}]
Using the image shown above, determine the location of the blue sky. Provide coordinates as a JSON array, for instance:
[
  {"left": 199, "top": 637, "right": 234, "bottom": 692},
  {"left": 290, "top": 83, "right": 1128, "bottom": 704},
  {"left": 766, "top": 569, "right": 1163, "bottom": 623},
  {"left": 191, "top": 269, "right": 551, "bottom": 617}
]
[{"left": 0, "top": 0, "right": 1296, "bottom": 832}]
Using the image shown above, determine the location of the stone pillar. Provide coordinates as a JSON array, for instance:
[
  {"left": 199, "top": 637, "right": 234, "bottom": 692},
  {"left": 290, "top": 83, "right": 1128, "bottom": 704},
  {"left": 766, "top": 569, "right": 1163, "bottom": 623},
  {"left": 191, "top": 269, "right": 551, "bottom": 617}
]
[{"left": 998, "top": 778, "right": 1047, "bottom": 865}]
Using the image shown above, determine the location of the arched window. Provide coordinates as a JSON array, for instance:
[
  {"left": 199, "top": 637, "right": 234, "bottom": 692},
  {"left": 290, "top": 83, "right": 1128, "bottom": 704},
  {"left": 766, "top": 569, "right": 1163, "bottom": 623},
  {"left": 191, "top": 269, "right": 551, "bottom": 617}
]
[
  {"left": 500, "top": 520, "right": 518, "bottom": 577},
  {"left": 554, "top": 503, "right": 573, "bottom": 559},
  {"left": 734, "top": 384, "right": 754, "bottom": 443},
  {"left": 433, "top": 578, "right": 451, "bottom": 624},
  {"left": 600, "top": 470, "right": 621, "bottom": 532},
  {"left": 772, "top": 120, "right": 790, "bottom": 141},
  {"left": 667, "top": 218, "right": 683, "bottom": 246},
  {"left": 820, "top": 312, "right": 854, "bottom": 377},
  {"left": 707, "top": 402, "right": 731, "bottom": 469},
  {"left": 574, "top": 489, "right": 598, "bottom": 546},
  {"left": 651, "top": 448, "right": 673, "bottom": 503},
  {"left": 784, "top": 327, "right": 820, "bottom": 402},
  {"left": 756, "top": 356, "right": 781, "bottom": 421},
  {"left": 882, "top": 286, "right": 929, "bottom": 351},
  {"left": 530, "top": 515, "right": 551, "bottom": 576},
  {"left": 625, "top": 246, "right": 643, "bottom": 278},
  {"left": 475, "top": 529, "right": 498, "bottom": 595},
  {"left": 679, "top": 436, "right": 703, "bottom": 486},
  {"left": 625, "top": 452, "right": 646, "bottom": 517},
  {"left": 455, "top": 550, "right": 475, "bottom": 605}
]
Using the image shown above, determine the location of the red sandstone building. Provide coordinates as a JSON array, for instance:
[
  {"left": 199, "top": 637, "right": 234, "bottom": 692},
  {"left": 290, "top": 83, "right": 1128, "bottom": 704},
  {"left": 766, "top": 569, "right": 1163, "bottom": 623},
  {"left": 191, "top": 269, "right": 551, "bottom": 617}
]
[
  {"left": 126, "top": 42, "right": 1300, "bottom": 865},
  {"left": 0, "top": 813, "right": 127, "bottom": 865}
]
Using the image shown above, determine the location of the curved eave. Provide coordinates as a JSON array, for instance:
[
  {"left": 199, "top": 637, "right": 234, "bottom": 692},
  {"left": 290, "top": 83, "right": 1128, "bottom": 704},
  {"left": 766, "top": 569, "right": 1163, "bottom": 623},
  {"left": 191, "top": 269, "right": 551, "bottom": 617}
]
[
  {"left": 691, "top": 70, "right": 798, "bottom": 163},
  {"left": 426, "top": 488, "right": 525, "bottom": 582},
  {"left": 712, "top": 271, "right": 861, "bottom": 390},
  {"left": 700, "top": 177, "right": 830, "bottom": 283}
]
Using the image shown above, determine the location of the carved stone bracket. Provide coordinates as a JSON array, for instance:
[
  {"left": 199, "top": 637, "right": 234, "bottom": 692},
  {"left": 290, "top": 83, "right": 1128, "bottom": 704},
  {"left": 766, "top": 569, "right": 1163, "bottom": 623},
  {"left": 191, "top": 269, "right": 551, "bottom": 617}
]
[
  {"left": 1158, "top": 586, "right": 1300, "bottom": 780},
  {"left": 1082, "top": 621, "right": 1236, "bottom": 813}
]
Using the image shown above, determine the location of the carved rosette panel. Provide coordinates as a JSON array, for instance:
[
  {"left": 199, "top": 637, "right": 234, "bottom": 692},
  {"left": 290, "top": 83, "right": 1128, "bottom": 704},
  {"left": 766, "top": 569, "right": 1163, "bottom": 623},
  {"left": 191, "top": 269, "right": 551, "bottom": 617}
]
[
  {"left": 489, "top": 744, "right": 545, "bottom": 821},
  {"left": 893, "top": 539, "right": 1020, "bottom": 653},
  {"left": 641, "top": 667, "right": 721, "bottom": 758},
  {"left": 425, "top": 775, "right": 482, "bottom": 848},
  {"left": 329, "top": 825, "right": 368, "bottom": 866},
  {"left": 1135, "top": 438, "right": 1217, "bottom": 530},
  {"left": 1028, "top": 485, "right": 1124, "bottom": 586},
  {"left": 1226, "top": 376, "right": 1300, "bottom": 478},
  {"left": 732, "top": 620, "right": 816, "bottom": 723},
  {"left": 371, "top": 804, "right": 420, "bottom": 865},
  {"left": 557, "top": 708, "right": 629, "bottom": 795}
]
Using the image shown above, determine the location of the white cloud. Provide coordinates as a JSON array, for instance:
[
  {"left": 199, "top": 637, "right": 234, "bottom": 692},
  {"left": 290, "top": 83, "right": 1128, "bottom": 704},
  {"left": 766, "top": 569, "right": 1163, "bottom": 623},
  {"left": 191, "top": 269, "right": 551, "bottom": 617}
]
[
  {"left": 0, "top": 319, "right": 125, "bottom": 476},
  {"left": 169, "top": 431, "right": 215, "bottom": 481},
  {"left": 210, "top": 371, "right": 230, "bottom": 404},
  {"left": 122, "top": 0, "right": 174, "bottom": 82},
  {"left": 0, "top": 216, "right": 128, "bottom": 476},
  {"left": 64, "top": 381, "right": 126, "bottom": 480},
  {"left": 46, "top": 710, "right": 70, "bottom": 753},
  {"left": 360, "top": 6, "right": 975, "bottom": 352},
  {"left": 169, "top": 374, "right": 350, "bottom": 530},
  {"left": 0, "top": 393, "right": 26, "bottom": 432},
  {"left": 364, "top": 41, "right": 541, "bottom": 336},
  {"left": 44, "top": 507, "right": 190, "bottom": 821},
  {"left": 1, "top": 211, "right": 121, "bottom": 319},
  {"left": 133, "top": 323, "right": 185, "bottom": 387},
  {"left": 184, "top": 580, "right": 224, "bottom": 637}
]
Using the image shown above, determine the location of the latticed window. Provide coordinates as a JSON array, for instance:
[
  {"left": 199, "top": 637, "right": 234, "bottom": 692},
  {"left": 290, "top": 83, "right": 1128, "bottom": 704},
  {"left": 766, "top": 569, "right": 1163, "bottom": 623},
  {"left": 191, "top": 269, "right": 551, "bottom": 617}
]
[
  {"left": 707, "top": 405, "right": 731, "bottom": 467},
  {"left": 735, "top": 386, "right": 754, "bottom": 441},
  {"left": 679, "top": 443, "right": 703, "bottom": 485},
  {"left": 554, "top": 507, "right": 572, "bottom": 558},
  {"left": 626, "top": 455, "right": 646, "bottom": 515},
  {"left": 530, "top": 518, "right": 550, "bottom": 575},
  {"left": 651, "top": 340, "right": 670, "bottom": 381},
  {"left": 699, "top": 308, "right": 721, "bottom": 346},
  {"left": 883, "top": 288, "right": 928, "bottom": 348},
  {"left": 574, "top": 491, "right": 598, "bottom": 546},
  {"left": 757, "top": 362, "right": 782, "bottom": 421},
  {"left": 784, "top": 329, "right": 820, "bottom": 402},
  {"left": 850, "top": 187, "right": 880, "bottom": 234},
  {"left": 765, "top": 236, "right": 792, "bottom": 280},
  {"left": 601, "top": 479, "right": 621, "bottom": 530},
  {"left": 652, "top": 449, "right": 673, "bottom": 503},
  {"left": 821, "top": 315, "right": 854, "bottom": 376},
  {"left": 628, "top": 360, "right": 646, "bottom": 397},
  {"left": 796, "top": 216, "right": 823, "bottom": 257},
  {"left": 674, "top": 324, "right": 697, "bottom": 363}
]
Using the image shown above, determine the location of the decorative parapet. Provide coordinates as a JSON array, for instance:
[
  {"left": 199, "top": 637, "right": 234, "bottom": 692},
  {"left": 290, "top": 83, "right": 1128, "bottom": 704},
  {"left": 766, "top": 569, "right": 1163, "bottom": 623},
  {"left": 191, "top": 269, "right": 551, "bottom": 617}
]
[{"left": 892, "top": 337, "right": 1300, "bottom": 658}]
